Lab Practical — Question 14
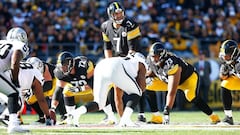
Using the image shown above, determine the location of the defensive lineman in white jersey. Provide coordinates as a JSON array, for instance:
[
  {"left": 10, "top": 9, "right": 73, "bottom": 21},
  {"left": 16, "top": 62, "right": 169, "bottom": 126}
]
[
  {"left": 0, "top": 27, "right": 30, "bottom": 133},
  {"left": 2, "top": 62, "right": 56, "bottom": 126},
  {"left": 68, "top": 52, "right": 147, "bottom": 127}
]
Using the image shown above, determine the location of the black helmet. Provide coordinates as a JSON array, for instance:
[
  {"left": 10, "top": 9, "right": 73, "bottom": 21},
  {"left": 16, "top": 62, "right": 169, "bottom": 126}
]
[
  {"left": 107, "top": 2, "right": 125, "bottom": 24},
  {"left": 219, "top": 40, "right": 239, "bottom": 64},
  {"left": 149, "top": 42, "right": 167, "bottom": 65},
  {"left": 57, "top": 51, "right": 74, "bottom": 74},
  {"left": 149, "top": 42, "right": 166, "bottom": 56}
]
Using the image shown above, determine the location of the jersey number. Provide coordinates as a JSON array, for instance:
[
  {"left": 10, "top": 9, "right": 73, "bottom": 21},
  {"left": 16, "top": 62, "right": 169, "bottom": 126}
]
[
  {"left": 113, "top": 37, "right": 121, "bottom": 52},
  {"left": 0, "top": 43, "right": 12, "bottom": 59}
]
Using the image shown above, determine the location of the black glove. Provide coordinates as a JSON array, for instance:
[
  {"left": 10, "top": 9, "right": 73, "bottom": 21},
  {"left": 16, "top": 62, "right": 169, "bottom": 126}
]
[
  {"left": 69, "top": 87, "right": 82, "bottom": 93},
  {"left": 163, "top": 106, "right": 170, "bottom": 125}
]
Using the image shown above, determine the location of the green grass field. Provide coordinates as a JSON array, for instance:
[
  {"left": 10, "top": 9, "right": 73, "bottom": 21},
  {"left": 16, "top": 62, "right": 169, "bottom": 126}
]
[{"left": 1, "top": 111, "right": 240, "bottom": 135}]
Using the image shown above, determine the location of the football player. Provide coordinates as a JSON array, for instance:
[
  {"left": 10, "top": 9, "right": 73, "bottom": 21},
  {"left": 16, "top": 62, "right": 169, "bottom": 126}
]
[
  {"left": 50, "top": 51, "right": 96, "bottom": 124},
  {"left": 26, "top": 57, "right": 67, "bottom": 123},
  {"left": 218, "top": 39, "right": 240, "bottom": 125},
  {"left": 67, "top": 52, "right": 147, "bottom": 127},
  {"left": 148, "top": 42, "right": 220, "bottom": 124},
  {"left": 101, "top": 1, "right": 148, "bottom": 122},
  {"left": 2, "top": 61, "right": 56, "bottom": 126},
  {"left": 0, "top": 27, "right": 30, "bottom": 133}
]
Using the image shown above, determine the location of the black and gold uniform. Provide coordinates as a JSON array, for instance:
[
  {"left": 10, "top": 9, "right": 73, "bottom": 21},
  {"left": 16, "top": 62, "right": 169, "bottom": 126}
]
[
  {"left": 101, "top": 18, "right": 141, "bottom": 56},
  {"left": 219, "top": 39, "right": 240, "bottom": 125},
  {"left": 148, "top": 42, "right": 220, "bottom": 124},
  {"left": 149, "top": 53, "right": 198, "bottom": 101},
  {"left": 54, "top": 56, "right": 94, "bottom": 105}
]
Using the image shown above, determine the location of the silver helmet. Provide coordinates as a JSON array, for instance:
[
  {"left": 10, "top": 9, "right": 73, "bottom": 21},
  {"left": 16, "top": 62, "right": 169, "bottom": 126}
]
[
  {"left": 6, "top": 27, "right": 28, "bottom": 44},
  {"left": 26, "top": 57, "right": 44, "bottom": 74}
]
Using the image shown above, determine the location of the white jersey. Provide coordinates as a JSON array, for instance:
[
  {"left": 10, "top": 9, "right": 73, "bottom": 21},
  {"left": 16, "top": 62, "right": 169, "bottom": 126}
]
[
  {"left": 0, "top": 40, "right": 29, "bottom": 72},
  {"left": 4, "top": 62, "right": 44, "bottom": 101},
  {"left": 94, "top": 56, "right": 143, "bottom": 110}
]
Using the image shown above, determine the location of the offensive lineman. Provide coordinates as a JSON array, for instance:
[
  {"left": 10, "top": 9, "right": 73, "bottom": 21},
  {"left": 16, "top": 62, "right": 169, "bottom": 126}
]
[
  {"left": 50, "top": 51, "right": 98, "bottom": 124},
  {"left": 148, "top": 42, "right": 220, "bottom": 124}
]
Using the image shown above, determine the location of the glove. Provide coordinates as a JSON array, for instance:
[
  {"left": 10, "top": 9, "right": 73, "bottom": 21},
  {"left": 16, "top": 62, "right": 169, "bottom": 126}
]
[
  {"left": 146, "top": 77, "right": 153, "bottom": 85},
  {"left": 220, "top": 64, "right": 230, "bottom": 76},
  {"left": 163, "top": 106, "right": 170, "bottom": 125},
  {"left": 69, "top": 86, "right": 82, "bottom": 93}
]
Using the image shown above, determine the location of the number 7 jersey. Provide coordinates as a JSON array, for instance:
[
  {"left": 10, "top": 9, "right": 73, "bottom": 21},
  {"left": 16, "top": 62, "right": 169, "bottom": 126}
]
[{"left": 0, "top": 40, "right": 30, "bottom": 72}]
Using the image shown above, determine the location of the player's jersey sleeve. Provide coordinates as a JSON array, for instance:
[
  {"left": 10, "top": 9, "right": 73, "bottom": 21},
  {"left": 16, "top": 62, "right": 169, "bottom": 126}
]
[
  {"left": 124, "top": 19, "right": 141, "bottom": 40},
  {"left": 87, "top": 60, "right": 94, "bottom": 74},
  {"left": 101, "top": 21, "right": 110, "bottom": 42},
  {"left": 101, "top": 21, "right": 112, "bottom": 50},
  {"left": 163, "top": 55, "right": 194, "bottom": 84}
]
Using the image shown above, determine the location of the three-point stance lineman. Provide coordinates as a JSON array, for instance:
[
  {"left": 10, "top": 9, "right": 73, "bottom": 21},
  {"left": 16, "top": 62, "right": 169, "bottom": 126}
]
[{"left": 67, "top": 52, "right": 147, "bottom": 127}]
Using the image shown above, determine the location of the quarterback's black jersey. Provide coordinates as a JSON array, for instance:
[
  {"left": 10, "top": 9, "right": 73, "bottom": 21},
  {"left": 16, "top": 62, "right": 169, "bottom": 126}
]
[
  {"left": 54, "top": 56, "right": 94, "bottom": 87},
  {"left": 101, "top": 18, "right": 141, "bottom": 56},
  {"left": 149, "top": 54, "right": 195, "bottom": 85}
]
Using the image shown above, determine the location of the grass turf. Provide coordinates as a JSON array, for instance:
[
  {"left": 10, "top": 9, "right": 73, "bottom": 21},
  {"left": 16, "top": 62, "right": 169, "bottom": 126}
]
[{"left": 1, "top": 111, "right": 240, "bottom": 135}]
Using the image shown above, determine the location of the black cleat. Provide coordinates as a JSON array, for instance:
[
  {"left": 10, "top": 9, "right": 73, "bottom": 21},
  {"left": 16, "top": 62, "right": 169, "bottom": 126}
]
[
  {"left": 137, "top": 115, "right": 146, "bottom": 122},
  {"left": 222, "top": 116, "right": 234, "bottom": 125}
]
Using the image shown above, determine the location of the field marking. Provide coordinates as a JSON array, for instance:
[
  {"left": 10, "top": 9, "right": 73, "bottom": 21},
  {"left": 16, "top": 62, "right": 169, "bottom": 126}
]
[{"left": 0, "top": 123, "right": 238, "bottom": 131}]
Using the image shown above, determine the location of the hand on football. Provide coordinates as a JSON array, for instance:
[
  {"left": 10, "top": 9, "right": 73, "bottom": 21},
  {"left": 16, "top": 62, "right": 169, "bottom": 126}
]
[{"left": 45, "top": 109, "right": 56, "bottom": 126}]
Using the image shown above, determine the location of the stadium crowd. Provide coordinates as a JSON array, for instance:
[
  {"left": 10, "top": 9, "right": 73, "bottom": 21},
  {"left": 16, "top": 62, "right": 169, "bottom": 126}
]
[{"left": 1, "top": 0, "right": 240, "bottom": 62}]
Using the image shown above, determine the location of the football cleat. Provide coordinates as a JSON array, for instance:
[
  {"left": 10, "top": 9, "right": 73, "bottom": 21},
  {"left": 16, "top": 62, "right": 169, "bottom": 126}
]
[
  {"left": 137, "top": 115, "right": 146, "bottom": 122},
  {"left": 118, "top": 119, "right": 139, "bottom": 127},
  {"left": 147, "top": 114, "right": 163, "bottom": 124},
  {"left": 8, "top": 125, "right": 29, "bottom": 133},
  {"left": 0, "top": 114, "right": 9, "bottom": 126},
  {"left": 222, "top": 116, "right": 234, "bottom": 125},
  {"left": 66, "top": 114, "right": 79, "bottom": 127},
  {"left": 209, "top": 114, "right": 220, "bottom": 124},
  {"left": 31, "top": 117, "right": 45, "bottom": 125}
]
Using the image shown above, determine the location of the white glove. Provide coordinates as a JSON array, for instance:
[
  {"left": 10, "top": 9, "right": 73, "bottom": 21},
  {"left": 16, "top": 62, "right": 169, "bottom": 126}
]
[
  {"left": 69, "top": 87, "right": 82, "bottom": 93},
  {"left": 163, "top": 106, "right": 170, "bottom": 125},
  {"left": 146, "top": 77, "right": 153, "bottom": 85}
]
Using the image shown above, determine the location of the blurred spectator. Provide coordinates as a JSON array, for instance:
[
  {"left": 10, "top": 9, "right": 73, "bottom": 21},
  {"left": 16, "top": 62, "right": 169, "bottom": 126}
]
[
  {"left": 193, "top": 51, "right": 212, "bottom": 103},
  {"left": 169, "top": 32, "right": 194, "bottom": 58},
  {"left": 1, "top": 0, "right": 240, "bottom": 62}
]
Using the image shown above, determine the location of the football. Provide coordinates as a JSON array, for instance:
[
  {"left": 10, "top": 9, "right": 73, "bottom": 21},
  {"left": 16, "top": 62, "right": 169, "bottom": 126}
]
[{"left": 49, "top": 109, "right": 56, "bottom": 125}]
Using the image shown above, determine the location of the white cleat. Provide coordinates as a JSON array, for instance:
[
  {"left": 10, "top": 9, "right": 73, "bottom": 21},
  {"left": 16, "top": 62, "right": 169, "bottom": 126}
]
[
  {"left": 118, "top": 119, "right": 139, "bottom": 127},
  {"left": 66, "top": 114, "right": 79, "bottom": 127},
  {"left": 99, "top": 116, "right": 118, "bottom": 125},
  {"left": 8, "top": 125, "right": 30, "bottom": 133}
]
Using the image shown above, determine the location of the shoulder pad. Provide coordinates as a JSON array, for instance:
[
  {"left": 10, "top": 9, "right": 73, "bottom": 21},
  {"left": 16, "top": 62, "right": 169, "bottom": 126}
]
[
  {"left": 122, "top": 18, "right": 138, "bottom": 29},
  {"left": 101, "top": 21, "right": 110, "bottom": 33}
]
